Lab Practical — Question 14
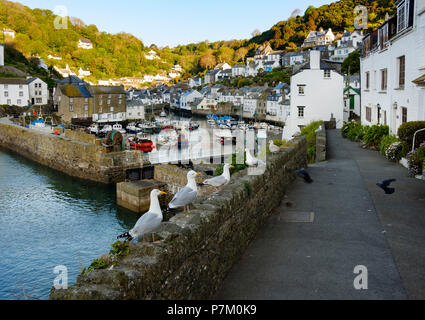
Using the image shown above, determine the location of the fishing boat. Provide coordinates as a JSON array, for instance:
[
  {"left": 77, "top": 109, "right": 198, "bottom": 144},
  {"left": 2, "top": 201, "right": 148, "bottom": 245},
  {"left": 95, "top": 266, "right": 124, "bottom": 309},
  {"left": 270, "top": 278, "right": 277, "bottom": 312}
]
[
  {"left": 160, "top": 111, "right": 167, "bottom": 118},
  {"left": 126, "top": 123, "right": 142, "bottom": 134},
  {"left": 88, "top": 123, "right": 99, "bottom": 135},
  {"left": 113, "top": 124, "right": 126, "bottom": 134},
  {"left": 128, "top": 137, "right": 155, "bottom": 152},
  {"left": 100, "top": 125, "right": 113, "bottom": 134}
]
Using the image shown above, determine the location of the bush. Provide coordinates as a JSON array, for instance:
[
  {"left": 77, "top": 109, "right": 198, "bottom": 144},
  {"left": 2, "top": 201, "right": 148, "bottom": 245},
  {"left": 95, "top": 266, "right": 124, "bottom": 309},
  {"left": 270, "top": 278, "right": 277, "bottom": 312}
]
[
  {"left": 398, "top": 121, "right": 425, "bottom": 151},
  {"left": 380, "top": 135, "right": 400, "bottom": 156},
  {"left": 342, "top": 121, "right": 365, "bottom": 141},
  {"left": 362, "top": 125, "right": 389, "bottom": 148},
  {"left": 215, "top": 153, "right": 248, "bottom": 176},
  {"left": 407, "top": 150, "right": 423, "bottom": 177},
  {"left": 385, "top": 142, "right": 403, "bottom": 162},
  {"left": 300, "top": 121, "right": 322, "bottom": 163}
]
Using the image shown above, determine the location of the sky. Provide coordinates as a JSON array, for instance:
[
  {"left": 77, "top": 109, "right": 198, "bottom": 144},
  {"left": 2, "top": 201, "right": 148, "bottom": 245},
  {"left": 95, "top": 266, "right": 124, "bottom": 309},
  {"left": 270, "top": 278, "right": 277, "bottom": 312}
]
[{"left": 17, "top": 0, "right": 333, "bottom": 47}]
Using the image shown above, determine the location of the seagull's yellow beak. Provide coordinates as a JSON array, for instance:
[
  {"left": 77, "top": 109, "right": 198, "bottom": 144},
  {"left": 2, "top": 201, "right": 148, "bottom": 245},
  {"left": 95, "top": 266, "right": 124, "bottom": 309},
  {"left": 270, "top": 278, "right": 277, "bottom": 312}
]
[
  {"left": 161, "top": 192, "right": 167, "bottom": 195},
  {"left": 196, "top": 172, "right": 201, "bottom": 176},
  {"left": 231, "top": 166, "right": 235, "bottom": 169}
]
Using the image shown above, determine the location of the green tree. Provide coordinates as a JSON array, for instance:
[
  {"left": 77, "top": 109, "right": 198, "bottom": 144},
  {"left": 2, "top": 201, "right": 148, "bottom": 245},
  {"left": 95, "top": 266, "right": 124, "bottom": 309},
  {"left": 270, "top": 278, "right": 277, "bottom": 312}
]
[{"left": 342, "top": 50, "right": 360, "bottom": 75}]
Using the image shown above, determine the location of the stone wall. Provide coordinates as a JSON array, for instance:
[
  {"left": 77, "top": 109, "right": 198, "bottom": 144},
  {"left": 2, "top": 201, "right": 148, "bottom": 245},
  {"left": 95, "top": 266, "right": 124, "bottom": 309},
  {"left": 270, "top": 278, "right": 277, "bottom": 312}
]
[
  {"left": 316, "top": 123, "right": 327, "bottom": 163},
  {"left": 50, "top": 136, "right": 307, "bottom": 300},
  {"left": 0, "top": 123, "right": 143, "bottom": 184}
]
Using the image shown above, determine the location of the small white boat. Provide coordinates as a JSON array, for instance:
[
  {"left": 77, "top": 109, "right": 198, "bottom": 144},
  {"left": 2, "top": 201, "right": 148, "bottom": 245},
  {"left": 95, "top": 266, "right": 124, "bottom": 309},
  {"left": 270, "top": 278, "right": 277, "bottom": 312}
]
[
  {"left": 207, "top": 119, "right": 216, "bottom": 125},
  {"left": 160, "top": 111, "right": 167, "bottom": 118},
  {"left": 100, "top": 125, "right": 113, "bottom": 134},
  {"left": 113, "top": 124, "right": 126, "bottom": 134},
  {"left": 89, "top": 123, "right": 99, "bottom": 135}
]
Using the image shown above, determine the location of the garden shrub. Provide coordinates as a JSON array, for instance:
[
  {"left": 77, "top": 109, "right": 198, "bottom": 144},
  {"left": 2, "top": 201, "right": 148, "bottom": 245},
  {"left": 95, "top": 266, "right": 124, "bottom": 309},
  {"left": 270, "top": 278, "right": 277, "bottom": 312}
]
[
  {"left": 342, "top": 122, "right": 365, "bottom": 141},
  {"left": 300, "top": 121, "right": 322, "bottom": 163},
  {"left": 385, "top": 142, "right": 403, "bottom": 162},
  {"left": 362, "top": 125, "right": 389, "bottom": 148},
  {"left": 407, "top": 150, "right": 423, "bottom": 177},
  {"left": 380, "top": 135, "right": 400, "bottom": 156},
  {"left": 398, "top": 121, "right": 425, "bottom": 150}
]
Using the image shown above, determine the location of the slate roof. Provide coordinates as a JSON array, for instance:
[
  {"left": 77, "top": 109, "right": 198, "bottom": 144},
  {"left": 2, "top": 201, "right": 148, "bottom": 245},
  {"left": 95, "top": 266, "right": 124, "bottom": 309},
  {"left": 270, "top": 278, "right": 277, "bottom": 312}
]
[
  {"left": 59, "top": 85, "right": 92, "bottom": 98},
  {"left": 89, "top": 86, "right": 125, "bottom": 95},
  {"left": 0, "top": 78, "right": 27, "bottom": 85}
]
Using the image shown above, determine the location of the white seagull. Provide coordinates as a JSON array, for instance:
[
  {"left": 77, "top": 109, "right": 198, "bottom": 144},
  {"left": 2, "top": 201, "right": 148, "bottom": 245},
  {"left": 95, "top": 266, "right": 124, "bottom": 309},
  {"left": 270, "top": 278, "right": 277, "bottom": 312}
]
[
  {"left": 269, "top": 140, "right": 281, "bottom": 153},
  {"left": 167, "top": 170, "right": 200, "bottom": 213},
  {"left": 202, "top": 164, "right": 234, "bottom": 192},
  {"left": 245, "top": 148, "right": 266, "bottom": 167},
  {"left": 117, "top": 189, "right": 166, "bottom": 242}
]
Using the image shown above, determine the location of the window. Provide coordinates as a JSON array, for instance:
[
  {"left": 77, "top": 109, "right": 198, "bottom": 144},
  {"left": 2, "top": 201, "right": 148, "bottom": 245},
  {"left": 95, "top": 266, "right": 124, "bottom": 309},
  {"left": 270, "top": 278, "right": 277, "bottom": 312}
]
[
  {"left": 84, "top": 104, "right": 89, "bottom": 111},
  {"left": 107, "top": 99, "right": 111, "bottom": 105},
  {"left": 297, "top": 106, "right": 305, "bottom": 118},
  {"left": 377, "top": 106, "right": 381, "bottom": 124},
  {"left": 36, "top": 98, "right": 42, "bottom": 103},
  {"left": 4, "top": 85, "right": 8, "bottom": 89},
  {"left": 397, "top": 0, "right": 409, "bottom": 32},
  {"left": 298, "top": 85, "right": 305, "bottom": 95},
  {"left": 70, "top": 98, "right": 74, "bottom": 103},
  {"left": 4, "top": 92, "right": 8, "bottom": 97},
  {"left": 7, "top": 99, "right": 11, "bottom": 105},
  {"left": 110, "top": 107, "right": 114, "bottom": 112},
  {"left": 381, "top": 69, "right": 387, "bottom": 91},
  {"left": 69, "top": 104, "right": 74, "bottom": 112},
  {"left": 402, "top": 107, "right": 407, "bottom": 123},
  {"left": 366, "top": 107, "right": 372, "bottom": 122},
  {"left": 19, "top": 85, "right": 23, "bottom": 89},
  {"left": 85, "top": 98, "right": 88, "bottom": 103},
  {"left": 99, "top": 99, "right": 103, "bottom": 105},
  {"left": 324, "top": 70, "right": 331, "bottom": 78},
  {"left": 398, "top": 56, "right": 405, "bottom": 87},
  {"left": 17, "top": 99, "right": 21, "bottom": 105},
  {"left": 365, "top": 72, "right": 370, "bottom": 89},
  {"left": 19, "top": 92, "right": 23, "bottom": 97}
]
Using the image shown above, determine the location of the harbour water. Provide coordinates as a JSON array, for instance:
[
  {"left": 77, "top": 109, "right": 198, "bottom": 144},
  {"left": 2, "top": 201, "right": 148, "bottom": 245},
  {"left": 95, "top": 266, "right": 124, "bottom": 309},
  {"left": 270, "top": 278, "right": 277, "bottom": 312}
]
[{"left": 0, "top": 147, "right": 139, "bottom": 300}]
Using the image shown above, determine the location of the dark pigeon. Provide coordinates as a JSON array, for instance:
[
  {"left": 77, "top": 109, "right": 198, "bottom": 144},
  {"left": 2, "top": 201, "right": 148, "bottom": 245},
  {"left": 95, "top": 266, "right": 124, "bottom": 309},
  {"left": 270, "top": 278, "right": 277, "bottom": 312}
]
[
  {"left": 296, "top": 168, "right": 313, "bottom": 184},
  {"left": 376, "top": 179, "right": 396, "bottom": 194}
]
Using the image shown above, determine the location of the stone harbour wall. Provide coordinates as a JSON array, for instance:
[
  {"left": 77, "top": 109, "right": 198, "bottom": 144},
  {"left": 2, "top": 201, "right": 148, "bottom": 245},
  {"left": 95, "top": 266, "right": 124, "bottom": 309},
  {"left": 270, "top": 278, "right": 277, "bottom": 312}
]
[
  {"left": 50, "top": 136, "right": 307, "bottom": 300},
  {"left": 0, "top": 123, "right": 143, "bottom": 184}
]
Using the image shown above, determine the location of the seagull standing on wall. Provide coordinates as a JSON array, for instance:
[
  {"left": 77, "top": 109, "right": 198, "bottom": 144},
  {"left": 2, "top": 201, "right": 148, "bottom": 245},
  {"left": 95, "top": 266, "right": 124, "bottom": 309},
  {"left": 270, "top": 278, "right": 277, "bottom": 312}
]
[
  {"left": 167, "top": 170, "right": 200, "bottom": 213},
  {"left": 202, "top": 164, "right": 234, "bottom": 192},
  {"left": 245, "top": 148, "right": 266, "bottom": 167},
  {"left": 117, "top": 189, "right": 166, "bottom": 242},
  {"left": 269, "top": 140, "right": 281, "bottom": 153}
]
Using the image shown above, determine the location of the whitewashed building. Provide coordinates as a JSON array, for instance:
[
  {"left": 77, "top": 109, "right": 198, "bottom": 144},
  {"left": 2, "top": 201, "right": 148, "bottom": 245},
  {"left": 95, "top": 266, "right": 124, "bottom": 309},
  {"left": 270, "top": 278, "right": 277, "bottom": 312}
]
[
  {"left": 0, "top": 78, "right": 29, "bottom": 107},
  {"left": 0, "top": 44, "right": 4, "bottom": 67},
  {"left": 283, "top": 50, "right": 344, "bottom": 140},
  {"left": 360, "top": 0, "right": 425, "bottom": 134},
  {"left": 302, "top": 29, "right": 335, "bottom": 48},
  {"left": 27, "top": 77, "right": 49, "bottom": 105},
  {"left": 78, "top": 39, "right": 93, "bottom": 50},
  {"left": 179, "top": 90, "right": 203, "bottom": 112},
  {"left": 126, "top": 101, "right": 145, "bottom": 120}
]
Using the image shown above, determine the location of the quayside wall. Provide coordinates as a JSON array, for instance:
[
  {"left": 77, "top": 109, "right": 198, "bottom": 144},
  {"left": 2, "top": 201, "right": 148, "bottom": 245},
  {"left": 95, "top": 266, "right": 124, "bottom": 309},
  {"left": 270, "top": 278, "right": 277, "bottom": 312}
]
[
  {"left": 0, "top": 123, "right": 143, "bottom": 184},
  {"left": 50, "top": 136, "right": 307, "bottom": 300}
]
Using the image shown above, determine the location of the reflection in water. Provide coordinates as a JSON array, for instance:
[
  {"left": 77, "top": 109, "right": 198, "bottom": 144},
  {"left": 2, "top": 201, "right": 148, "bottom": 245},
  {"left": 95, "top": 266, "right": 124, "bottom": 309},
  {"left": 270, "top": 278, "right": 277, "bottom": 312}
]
[{"left": 0, "top": 147, "right": 138, "bottom": 300}]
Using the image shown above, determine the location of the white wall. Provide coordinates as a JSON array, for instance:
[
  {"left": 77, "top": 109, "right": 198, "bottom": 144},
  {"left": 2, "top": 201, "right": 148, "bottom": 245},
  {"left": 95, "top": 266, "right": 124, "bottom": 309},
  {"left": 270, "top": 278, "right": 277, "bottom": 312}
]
[
  {"left": 283, "top": 66, "right": 344, "bottom": 140},
  {"left": 28, "top": 78, "right": 49, "bottom": 105},
  {"left": 0, "top": 45, "right": 4, "bottom": 67},
  {"left": 0, "top": 83, "right": 29, "bottom": 107}
]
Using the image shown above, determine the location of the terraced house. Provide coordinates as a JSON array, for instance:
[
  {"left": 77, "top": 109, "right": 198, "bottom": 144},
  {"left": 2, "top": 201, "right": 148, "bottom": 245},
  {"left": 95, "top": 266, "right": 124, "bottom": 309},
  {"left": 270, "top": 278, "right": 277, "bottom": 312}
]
[
  {"left": 54, "top": 84, "right": 93, "bottom": 123},
  {"left": 89, "top": 86, "right": 126, "bottom": 123}
]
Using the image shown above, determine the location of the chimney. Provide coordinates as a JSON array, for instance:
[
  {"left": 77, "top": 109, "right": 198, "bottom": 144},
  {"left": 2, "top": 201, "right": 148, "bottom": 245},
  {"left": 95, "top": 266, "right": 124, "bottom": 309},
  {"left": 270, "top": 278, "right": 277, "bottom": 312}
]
[{"left": 310, "top": 50, "right": 321, "bottom": 70}]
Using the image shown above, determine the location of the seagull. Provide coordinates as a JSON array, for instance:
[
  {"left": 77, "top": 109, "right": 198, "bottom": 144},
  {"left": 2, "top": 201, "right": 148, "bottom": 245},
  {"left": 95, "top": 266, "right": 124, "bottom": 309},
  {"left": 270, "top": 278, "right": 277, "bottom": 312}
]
[
  {"left": 167, "top": 170, "right": 200, "bottom": 213},
  {"left": 269, "top": 140, "right": 281, "bottom": 153},
  {"left": 245, "top": 148, "right": 266, "bottom": 167},
  {"left": 296, "top": 168, "right": 313, "bottom": 183},
  {"left": 117, "top": 189, "right": 166, "bottom": 242},
  {"left": 202, "top": 164, "right": 234, "bottom": 192},
  {"left": 377, "top": 179, "right": 396, "bottom": 194},
  {"left": 315, "top": 125, "right": 323, "bottom": 133}
]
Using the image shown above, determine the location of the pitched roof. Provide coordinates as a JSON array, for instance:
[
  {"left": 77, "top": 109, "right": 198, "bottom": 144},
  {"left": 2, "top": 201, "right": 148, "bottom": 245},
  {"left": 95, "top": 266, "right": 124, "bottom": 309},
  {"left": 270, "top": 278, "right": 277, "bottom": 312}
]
[
  {"left": 0, "top": 78, "right": 27, "bottom": 85},
  {"left": 89, "top": 85, "right": 125, "bottom": 94},
  {"left": 59, "top": 85, "right": 92, "bottom": 98},
  {"left": 412, "top": 74, "right": 425, "bottom": 85}
]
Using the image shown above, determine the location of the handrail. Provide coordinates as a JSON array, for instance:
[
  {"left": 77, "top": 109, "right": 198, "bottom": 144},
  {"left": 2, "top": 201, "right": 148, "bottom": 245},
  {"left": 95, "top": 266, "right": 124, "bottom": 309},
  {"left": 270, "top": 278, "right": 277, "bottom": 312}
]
[{"left": 412, "top": 128, "right": 425, "bottom": 152}]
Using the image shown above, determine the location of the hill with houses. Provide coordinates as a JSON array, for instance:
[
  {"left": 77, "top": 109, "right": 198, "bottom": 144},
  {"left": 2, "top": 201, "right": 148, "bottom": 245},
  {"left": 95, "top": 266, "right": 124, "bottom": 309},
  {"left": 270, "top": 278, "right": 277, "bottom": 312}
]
[{"left": 0, "top": 0, "right": 396, "bottom": 87}]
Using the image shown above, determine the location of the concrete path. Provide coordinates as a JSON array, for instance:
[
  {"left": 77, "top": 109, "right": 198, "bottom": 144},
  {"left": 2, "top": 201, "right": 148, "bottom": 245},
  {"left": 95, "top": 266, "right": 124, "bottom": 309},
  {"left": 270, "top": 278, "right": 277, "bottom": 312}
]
[{"left": 217, "top": 130, "right": 425, "bottom": 300}]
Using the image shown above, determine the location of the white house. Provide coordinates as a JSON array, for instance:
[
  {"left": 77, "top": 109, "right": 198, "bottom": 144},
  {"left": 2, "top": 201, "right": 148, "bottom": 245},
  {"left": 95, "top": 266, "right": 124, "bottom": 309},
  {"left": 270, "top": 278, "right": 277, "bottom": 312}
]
[
  {"left": 27, "top": 77, "right": 48, "bottom": 105},
  {"left": 343, "top": 74, "right": 361, "bottom": 121},
  {"left": 0, "top": 78, "right": 29, "bottom": 107},
  {"left": 330, "top": 45, "right": 357, "bottom": 62},
  {"left": 340, "top": 30, "right": 364, "bottom": 48},
  {"left": 48, "top": 54, "right": 62, "bottom": 60},
  {"left": 38, "top": 58, "right": 49, "bottom": 71},
  {"left": 215, "top": 62, "right": 232, "bottom": 71},
  {"left": 0, "top": 44, "right": 4, "bottom": 67},
  {"left": 188, "top": 78, "right": 203, "bottom": 88},
  {"left": 78, "top": 68, "right": 91, "bottom": 77},
  {"left": 283, "top": 50, "right": 344, "bottom": 141},
  {"left": 266, "top": 94, "right": 284, "bottom": 117},
  {"left": 145, "top": 50, "right": 160, "bottom": 60},
  {"left": 179, "top": 90, "right": 203, "bottom": 112},
  {"left": 54, "top": 64, "right": 76, "bottom": 78},
  {"left": 302, "top": 28, "right": 335, "bottom": 48},
  {"left": 126, "top": 101, "right": 145, "bottom": 120},
  {"left": 232, "top": 63, "right": 247, "bottom": 77},
  {"left": 2, "top": 29, "right": 15, "bottom": 40},
  {"left": 283, "top": 52, "right": 306, "bottom": 66},
  {"left": 360, "top": 0, "right": 425, "bottom": 134},
  {"left": 78, "top": 39, "right": 93, "bottom": 49}
]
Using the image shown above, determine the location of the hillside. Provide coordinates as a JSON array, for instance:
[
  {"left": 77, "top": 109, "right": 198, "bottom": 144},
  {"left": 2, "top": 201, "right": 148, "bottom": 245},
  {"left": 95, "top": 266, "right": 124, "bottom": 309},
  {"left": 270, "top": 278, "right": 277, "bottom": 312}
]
[{"left": 0, "top": 0, "right": 396, "bottom": 82}]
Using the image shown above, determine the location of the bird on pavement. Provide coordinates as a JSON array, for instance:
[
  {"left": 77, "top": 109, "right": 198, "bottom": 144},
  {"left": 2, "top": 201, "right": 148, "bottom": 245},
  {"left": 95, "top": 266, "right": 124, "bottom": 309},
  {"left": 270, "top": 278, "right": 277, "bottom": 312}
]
[
  {"left": 167, "top": 170, "right": 200, "bottom": 213},
  {"left": 117, "top": 189, "right": 166, "bottom": 242},
  {"left": 296, "top": 168, "right": 314, "bottom": 183},
  {"left": 269, "top": 140, "right": 281, "bottom": 153},
  {"left": 202, "top": 163, "right": 234, "bottom": 192},
  {"left": 245, "top": 148, "right": 266, "bottom": 167},
  {"left": 377, "top": 179, "right": 396, "bottom": 194}
]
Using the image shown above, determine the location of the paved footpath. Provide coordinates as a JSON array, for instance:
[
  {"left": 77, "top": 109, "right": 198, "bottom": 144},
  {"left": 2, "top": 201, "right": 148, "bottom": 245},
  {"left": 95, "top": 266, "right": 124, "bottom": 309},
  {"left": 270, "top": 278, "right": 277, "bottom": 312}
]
[{"left": 217, "top": 130, "right": 425, "bottom": 300}]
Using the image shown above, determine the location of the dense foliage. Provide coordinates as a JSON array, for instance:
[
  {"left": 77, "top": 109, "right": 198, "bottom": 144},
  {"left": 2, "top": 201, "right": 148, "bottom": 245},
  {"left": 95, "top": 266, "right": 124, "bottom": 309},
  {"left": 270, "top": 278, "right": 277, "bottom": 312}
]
[
  {"left": 0, "top": 0, "right": 397, "bottom": 81},
  {"left": 342, "top": 121, "right": 365, "bottom": 141},
  {"left": 397, "top": 121, "right": 425, "bottom": 152},
  {"left": 300, "top": 121, "right": 322, "bottom": 163},
  {"left": 362, "top": 124, "right": 389, "bottom": 148}
]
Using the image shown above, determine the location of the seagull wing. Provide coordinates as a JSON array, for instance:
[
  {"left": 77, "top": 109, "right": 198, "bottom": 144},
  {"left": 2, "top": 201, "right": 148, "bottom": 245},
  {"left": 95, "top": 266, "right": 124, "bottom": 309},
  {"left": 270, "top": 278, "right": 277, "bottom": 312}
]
[
  {"left": 203, "top": 175, "right": 228, "bottom": 187},
  {"left": 168, "top": 186, "right": 198, "bottom": 209},
  {"left": 130, "top": 211, "right": 162, "bottom": 239}
]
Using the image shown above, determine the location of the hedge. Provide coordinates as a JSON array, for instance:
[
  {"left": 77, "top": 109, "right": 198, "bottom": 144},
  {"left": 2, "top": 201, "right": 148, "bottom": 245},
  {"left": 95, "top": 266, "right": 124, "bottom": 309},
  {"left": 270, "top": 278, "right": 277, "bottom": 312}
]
[{"left": 398, "top": 121, "right": 425, "bottom": 152}]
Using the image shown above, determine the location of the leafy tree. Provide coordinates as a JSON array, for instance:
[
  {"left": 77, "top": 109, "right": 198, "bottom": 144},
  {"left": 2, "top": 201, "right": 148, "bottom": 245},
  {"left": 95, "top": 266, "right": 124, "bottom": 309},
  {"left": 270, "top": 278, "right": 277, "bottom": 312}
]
[
  {"left": 200, "top": 50, "right": 216, "bottom": 69},
  {"left": 342, "top": 50, "right": 360, "bottom": 75}
]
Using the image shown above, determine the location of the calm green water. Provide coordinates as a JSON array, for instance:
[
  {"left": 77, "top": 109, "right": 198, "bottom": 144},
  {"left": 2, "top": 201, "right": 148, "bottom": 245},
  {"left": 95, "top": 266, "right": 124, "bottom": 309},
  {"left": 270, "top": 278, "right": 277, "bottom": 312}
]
[{"left": 0, "top": 147, "right": 139, "bottom": 300}]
